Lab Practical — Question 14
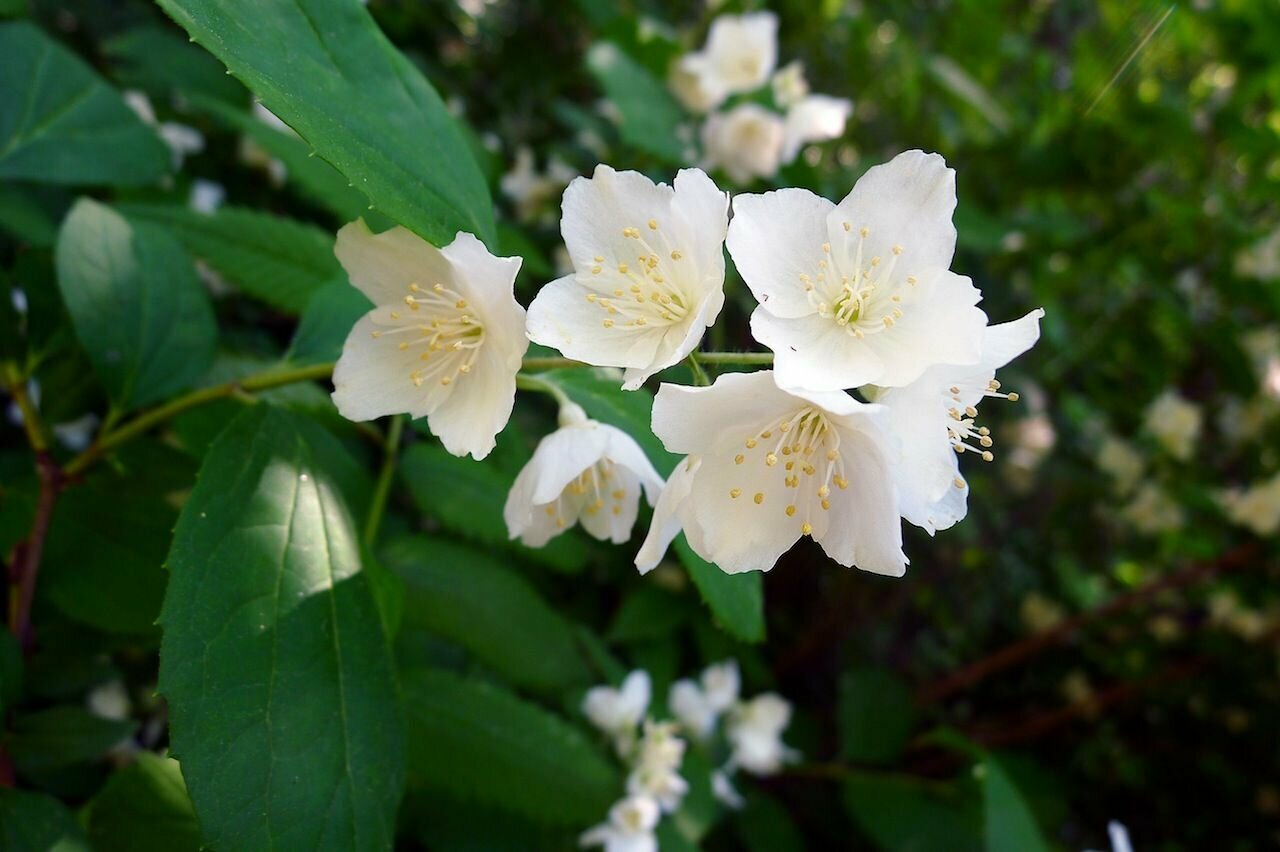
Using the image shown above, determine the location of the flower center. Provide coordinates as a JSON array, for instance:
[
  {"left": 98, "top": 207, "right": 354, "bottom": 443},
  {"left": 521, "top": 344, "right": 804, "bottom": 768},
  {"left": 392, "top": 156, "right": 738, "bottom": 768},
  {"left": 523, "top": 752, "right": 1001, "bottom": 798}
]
[
  {"left": 543, "top": 458, "right": 626, "bottom": 528},
  {"left": 945, "top": 379, "right": 1022, "bottom": 488},
  {"left": 583, "top": 219, "right": 692, "bottom": 331},
  {"left": 726, "top": 406, "right": 849, "bottom": 537},
  {"left": 371, "top": 281, "right": 486, "bottom": 389},
  {"left": 801, "top": 225, "right": 918, "bottom": 338}
]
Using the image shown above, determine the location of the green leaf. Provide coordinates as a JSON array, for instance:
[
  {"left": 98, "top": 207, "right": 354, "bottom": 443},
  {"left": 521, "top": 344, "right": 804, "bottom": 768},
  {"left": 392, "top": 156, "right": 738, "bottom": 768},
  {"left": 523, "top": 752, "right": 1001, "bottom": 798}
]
[
  {"left": 607, "top": 583, "right": 689, "bottom": 643},
  {"left": 978, "top": 756, "right": 1053, "bottom": 852},
  {"left": 102, "top": 25, "right": 245, "bottom": 106},
  {"left": 543, "top": 367, "right": 680, "bottom": 475},
  {"left": 402, "top": 667, "right": 619, "bottom": 825},
  {"left": 158, "top": 405, "right": 404, "bottom": 850},
  {"left": 42, "top": 441, "right": 195, "bottom": 636},
  {"left": 0, "top": 788, "right": 91, "bottom": 852},
  {"left": 156, "top": 0, "right": 495, "bottom": 246},
  {"left": 5, "top": 706, "right": 136, "bottom": 773},
  {"left": 838, "top": 667, "right": 918, "bottom": 766},
  {"left": 0, "top": 182, "right": 65, "bottom": 246},
  {"left": 843, "top": 772, "right": 982, "bottom": 852},
  {"left": 735, "top": 791, "right": 806, "bottom": 852},
  {"left": 119, "top": 203, "right": 340, "bottom": 314},
  {"left": 0, "top": 22, "right": 168, "bottom": 186},
  {"left": 288, "top": 276, "right": 372, "bottom": 365},
  {"left": 54, "top": 199, "right": 216, "bottom": 410},
  {"left": 676, "top": 536, "right": 765, "bottom": 644},
  {"left": 383, "top": 536, "right": 591, "bottom": 690},
  {"left": 86, "top": 754, "right": 200, "bottom": 852},
  {"left": 0, "top": 630, "right": 22, "bottom": 716},
  {"left": 400, "top": 441, "right": 589, "bottom": 572},
  {"left": 586, "top": 42, "right": 688, "bottom": 164}
]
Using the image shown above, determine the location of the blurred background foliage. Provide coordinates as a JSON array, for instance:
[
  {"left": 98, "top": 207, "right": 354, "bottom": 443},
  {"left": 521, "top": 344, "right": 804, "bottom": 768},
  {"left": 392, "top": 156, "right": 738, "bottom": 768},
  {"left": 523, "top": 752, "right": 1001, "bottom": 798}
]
[{"left": 1, "top": 0, "right": 1278, "bottom": 849}]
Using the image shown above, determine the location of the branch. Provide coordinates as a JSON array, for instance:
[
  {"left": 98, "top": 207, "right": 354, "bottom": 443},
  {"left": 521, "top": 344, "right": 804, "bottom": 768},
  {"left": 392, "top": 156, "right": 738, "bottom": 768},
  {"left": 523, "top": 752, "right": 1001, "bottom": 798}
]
[{"left": 363, "top": 414, "right": 404, "bottom": 548}]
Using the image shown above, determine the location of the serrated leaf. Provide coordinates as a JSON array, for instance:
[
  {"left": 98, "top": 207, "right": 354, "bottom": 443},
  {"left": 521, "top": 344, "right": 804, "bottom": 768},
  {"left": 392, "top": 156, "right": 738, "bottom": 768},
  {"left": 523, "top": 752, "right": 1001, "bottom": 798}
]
[
  {"left": 288, "top": 276, "right": 371, "bottom": 365},
  {"left": 158, "top": 405, "right": 404, "bottom": 850},
  {"left": 156, "top": 0, "right": 494, "bottom": 246},
  {"left": 382, "top": 536, "right": 591, "bottom": 691},
  {"left": 5, "top": 706, "right": 136, "bottom": 773},
  {"left": 102, "top": 25, "right": 245, "bottom": 106},
  {"left": 0, "top": 788, "right": 91, "bottom": 852},
  {"left": 86, "top": 754, "right": 200, "bottom": 852},
  {"left": 400, "top": 441, "right": 589, "bottom": 572},
  {"left": 119, "top": 202, "right": 339, "bottom": 313},
  {"left": 0, "top": 22, "right": 168, "bottom": 186},
  {"left": 402, "top": 667, "right": 619, "bottom": 825},
  {"left": 586, "top": 42, "right": 688, "bottom": 164},
  {"left": 838, "top": 667, "right": 918, "bottom": 766},
  {"left": 54, "top": 199, "right": 216, "bottom": 410},
  {"left": 676, "top": 537, "right": 765, "bottom": 644}
]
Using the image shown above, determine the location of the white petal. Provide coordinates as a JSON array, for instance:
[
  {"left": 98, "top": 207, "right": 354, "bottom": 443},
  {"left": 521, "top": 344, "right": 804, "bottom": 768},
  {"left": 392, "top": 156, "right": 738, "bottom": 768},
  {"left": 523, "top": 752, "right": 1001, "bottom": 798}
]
[
  {"left": 727, "top": 189, "right": 834, "bottom": 319},
  {"left": 599, "top": 423, "right": 666, "bottom": 504},
  {"left": 335, "top": 219, "right": 454, "bottom": 305},
  {"left": 529, "top": 424, "right": 611, "bottom": 505},
  {"left": 635, "top": 455, "right": 699, "bottom": 574},
  {"left": 425, "top": 343, "right": 518, "bottom": 460},
  {"left": 331, "top": 313, "right": 447, "bottom": 421},
  {"left": 814, "top": 420, "right": 908, "bottom": 576},
  {"left": 752, "top": 309, "right": 886, "bottom": 392},
  {"left": 579, "top": 465, "right": 641, "bottom": 544},
  {"left": 526, "top": 274, "right": 667, "bottom": 369},
  {"left": 980, "top": 308, "right": 1045, "bottom": 372},
  {"left": 685, "top": 452, "right": 799, "bottom": 574},
  {"left": 672, "top": 168, "right": 730, "bottom": 285},
  {"left": 703, "top": 11, "right": 778, "bottom": 94},
  {"left": 878, "top": 379, "right": 959, "bottom": 533},
  {"left": 702, "top": 104, "right": 784, "bottom": 184},
  {"left": 861, "top": 270, "right": 987, "bottom": 388},
  {"left": 781, "top": 95, "right": 852, "bottom": 163},
  {"left": 650, "top": 372, "right": 798, "bottom": 456},
  {"left": 623, "top": 286, "right": 725, "bottom": 390},
  {"left": 830, "top": 150, "right": 958, "bottom": 278},
  {"left": 561, "top": 165, "right": 675, "bottom": 274},
  {"left": 440, "top": 231, "right": 527, "bottom": 362}
]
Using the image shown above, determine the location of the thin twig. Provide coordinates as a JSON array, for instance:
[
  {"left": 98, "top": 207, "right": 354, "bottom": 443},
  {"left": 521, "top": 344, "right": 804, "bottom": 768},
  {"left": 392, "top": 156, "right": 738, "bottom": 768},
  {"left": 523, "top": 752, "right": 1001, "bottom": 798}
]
[{"left": 363, "top": 415, "right": 404, "bottom": 548}]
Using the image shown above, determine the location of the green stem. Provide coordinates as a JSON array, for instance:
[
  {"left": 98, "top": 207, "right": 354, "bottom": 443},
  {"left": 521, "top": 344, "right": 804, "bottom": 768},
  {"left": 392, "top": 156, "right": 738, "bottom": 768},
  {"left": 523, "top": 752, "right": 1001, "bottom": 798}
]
[
  {"left": 515, "top": 372, "right": 573, "bottom": 408},
  {"left": 686, "top": 354, "right": 711, "bottom": 387},
  {"left": 2, "top": 361, "right": 49, "bottom": 454},
  {"left": 691, "top": 351, "right": 774, "bottom": 366},
  {"left": 363, "top": 414, "right": 404, "bottom": 548}
]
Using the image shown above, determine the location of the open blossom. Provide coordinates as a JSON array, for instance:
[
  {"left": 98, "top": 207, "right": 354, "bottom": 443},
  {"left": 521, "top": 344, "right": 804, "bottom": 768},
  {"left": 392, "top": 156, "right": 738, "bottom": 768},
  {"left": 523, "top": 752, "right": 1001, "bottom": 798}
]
[
  {"left": 1220, "top": 471, "right": 1280, "bottom": 536},
  {"left": 872, "top": 310, "right": 1043, "bottom": 534},
  {"left": 781, "top": 95, "right": 852, "bottom": 164},
  {"left": 1143, "top": 389, "right": 1202, "bottom": 460},
  {"left": 580, "top": 795, "right": 660, "bottom": 852},
  {"left": 636, "top": 370, "right": 906, "bottom": 576},
  {"left": 584, "top": 670, "right": 651, "bottom": 747},
  {"left": 504, "top": 402, "right": 663, "bottom": 546},
  {"left": 770, "top": 60, "right": 809, "bottom": 108},
  {"left": 702, "top": 104, "right": 784, "bottom": 184},
  {"left": 728, "top": 150, "right": 987, "bottom": 392},
  {"left": 726, "top": 693, "right": 796, "bottom": 775},
  {"left": 675, "top": 11, "right": 778, "bottom": 112},
  {"left": 526, "top": 166, "right": 729, "bottom": 390},
  {"left": 669, "top": 659, "right": 740, "bottom": 739},
  {"left": 625, "top": 720, "right": 688, "bottom": 813},
  {"left": 330, "top": 220, "right": 527, "bottom": 460}
]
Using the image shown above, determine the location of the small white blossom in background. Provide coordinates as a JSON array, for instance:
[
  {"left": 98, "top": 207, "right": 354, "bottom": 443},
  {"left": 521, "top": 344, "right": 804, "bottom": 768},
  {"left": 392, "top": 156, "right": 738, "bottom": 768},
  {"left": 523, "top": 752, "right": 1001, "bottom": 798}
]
[
  {"left": 1219, "top": 472, "right": 1280, "bottom": 536},
  {"left": 625, "top": 720, "right": 688, "bottom": 813},
  {"left": 1234, "top": 227, "right": 1280, "bottom": 282},
  {"left": 1241, "top": 326, "right": 1280, "bottom": 400},
  {"left": 1143, "top": 389, "right": 1202, "bottom": 461},
  {"left": 780, "top": 94, "right": 853, "bottom": 164},
  {"left": 504, "top": 402, "right": 663, "bottom": 547},
  {"left": 728, "top": 150, "right": 988, "bottom": 393},
  {"left": 1207, "top": 591, "right": 1272, "bottom": 642},
  {"left": 770, "top": 60, "right": 809, "bottom": 108},
  {"left": 123, "top": 89, "right": 205, "bottom": 170},
  {"left": 1120, "top": 483, "right": 1184, "bottom": 535},
  {"left": 668, "top": 659, "right": 740, "bottom": 739},
  {"left": 726, "top": 693, "right": 797, "bottom": 775},
  {"left": 188, "top": 179, "right": 226, "bottom": 215},
  {"left": 86, "top": 679, "right": 131, "bottom": 721},
  {"left": 526, "top": 165, "right": 729, "bottom": 390},
  {"left": 1084, "top": 820, "right": 1135, "bottom": 852},
  {"left": 500, "top": 146, "right": 578, "bottom": 224},
  {"left": 52, "top": 413, "right": 99, "bottom": 453},
  {"left": 711, "top": 769, "right": 744, "bottom": 809},
  {"left": 701, "top": 104, "right": 784, "bottom": 184},
  {"left": 673, "top": 11, "right": 778, "bottom": 112},
  {"left": 1096, "top": 435, "right": 1145, "bottom": 497},
  {"left": 329, "top": 220, "right": 528, "bottom": 460},
  {"left": 238, "top": 101, "right": 294, "bottom": 186},
  {"left": 637, "top": 370, "right": 906, "bottom": 577},
  {"left": 583, "top": 669, "right": 652, "bottom": 754},
  {"left": 580, "top": 794, "right": 660, "bottom": 852}
]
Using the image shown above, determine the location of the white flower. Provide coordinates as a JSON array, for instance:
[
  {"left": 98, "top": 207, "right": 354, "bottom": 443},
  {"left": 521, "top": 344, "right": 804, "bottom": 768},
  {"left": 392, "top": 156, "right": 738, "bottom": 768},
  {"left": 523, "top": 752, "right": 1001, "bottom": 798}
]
[
  {"left": 1121, "top": 483, "right": 1184, "bottom": 535},
  {"left": 188, "top": 179, "right": 226, "bottom": 215},
  {"left": 1085, "top": 821, "right": 1134, "bottom": 852},
  {"left": 726, "top": 693, "right": 796, "bottom": 776},
  {"left": 1220, "top": 472, "right": 1280, "bottom": 536},
  {"left": 504, "top": 402, "right": 663, "bottom": 547},
  {"left": 625, "top": 720, "right": 688, "bottom": 813},
  {"left": 636, "top": 370, "right": 906, "bottom": 576},
  {"left": 781, "top": 95, "right": 852, "bottom": 164},
  {"left": 330, "top": 221, "right": 527, "bottom": 460},
  {"left": 711, "top": 769, "right": 745, "bottom": 809},
  {"left": 526, "top": 165, "right": 729, "bottom": 390},
  {"left": 1097, "top": 435, "right": 1145, "bottom": 496},
  {"left": 87, "top": 679, "right": 131, "bottom": 721},
  {"left": 583, "top": 670, "right": 651, "bottom": 743},
  {"left": 669, "top": 62, "right": 718, "bottom": 114},
  {"left": 700, "top": 659, "right": 740, "bottom": 713},
  {"left": 770, "top": 60, "right": 809, "bottom": 108},
  {"left": 669, "top": 659, "right": 740, "bottom": 739},
  {"left": 1143, "top": 389, "right": 1202, "bottom": 461},
  {"left": 727, "top": 150, "right": 988, "bottom": 392},
  {"left": 1234, "top": 227, "right": 1280, "bottom": 282},
  {"left": 677, "top": 11, "right": 778, "bottom": 111},
  {"left": 701, "top": 104, "right": 784, "bottom": 184},
  {"left": 580, "top": 795, "right": 660, "bottom": 852},
  {"left": 122, "top": 89, "right": 204, "bottom": 170},
  {"left": 500, "top": 146, "right": 577, "bottom": 223},
  {"left": 872, "top": 310, "right": 1043, "bottom": 534}
]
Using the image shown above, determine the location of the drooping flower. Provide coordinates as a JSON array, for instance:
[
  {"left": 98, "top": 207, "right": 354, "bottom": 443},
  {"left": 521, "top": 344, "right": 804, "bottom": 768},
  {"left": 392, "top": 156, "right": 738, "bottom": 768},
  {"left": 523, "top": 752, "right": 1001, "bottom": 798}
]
[
  {"left": 503, "top": 402, "right": 664, "bottom": 547},
  {"left": 583, "top": 670, "right": 652, "bottom": 751},
  {"left": 780, "top": 94, "right": 853, "bottom": 164},
  {"left": 1143, "top": 389, "right": 1202, "bottom": 461},
  {"left": 579, "top": 794, "right": 660, "bottom": 852},
  {"left": 625, "top": 720, "right": 688, "bottom": 813},
  {"left": 526, "top": 166, "right": 729, "bottom": 390},
  {"left": 330, "top": 220, "right": 528, "bottom": 460},
  {"left": 726, "top": 693, "right": 796, "bottom": 776},
  {"left": 702, "top": 104, "right": 785, "bottom": 184},
  {"left": 871, "top": 309, "right": 1043, "bottom": 534},
  {"left": 636, "top": 370, "right": 906, "bottom": 576},
  {"left": 727, "top": 150, "right": 988, "bottom": 392},
  {"left": 675, "top": 11, "right": 778, "bottom": 112},
  {"left": 668, "top": 659, "right": 741, "bottom": 739}
]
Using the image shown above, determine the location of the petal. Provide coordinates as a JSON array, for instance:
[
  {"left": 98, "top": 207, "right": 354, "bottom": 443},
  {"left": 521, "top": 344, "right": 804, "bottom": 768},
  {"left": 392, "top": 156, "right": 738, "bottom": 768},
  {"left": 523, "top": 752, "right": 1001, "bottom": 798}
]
[
  {"left": 920, "top": 472, "right": 969, "bottom": 534},
  {"left": 704, "top": 11, "right": 778, "bottom": 93},
  {"left": 980, "top": 308, "right": 1045, "bottom": 371},
  {"left": 685, "top": 451, "right": 798, "bottom": 574},
  {"left": 622, "top": 287, "right": 725, "bottom": 391},
  {"left": 599, "top": 423, "right": 666, "bottom": 504},
  {"left": 528, "top": 423, "right": 611, "bottom": 505},
  {"left": 441, "top": 231, "right": 527, "bottom": 362},
  {"left": 671, "top": 168, "right": 730, "bottom": 287},
  {"left": 861, "top": 270, "right": 987, "bottom": 388},
  {"left": 331, "top": 313, "right": 447, "bottom": 421},
  {"left": 781, "top": 95, "right": 852, "bottom": 163},
  {"left": 636, "top": 455, "right": 699, "bottom": 574},
  {"left": 829, "top": 150, "right": 957, "bottom": 278},
  {"left": 561, "top": 165, "right": 675, "bottom": 275},
  {"left": 727, "top": 188, "right": 833, "bottom": 319},
  {"left": 752, "top": 309, "right": 885, "bottom": 391},
  {"left": 878, "top": 379, "right": 960, "bottom": 532},
  {"left": 579, "top": 465, "right": 641, "bottom": 543},
  {"left": 335, "top": 219, "right": 453, "bottom": 305},
  {"left": 425, "top": 343, "right": 518, "bottom": 460},
  {"left": 813, "top": 421, "right": 908, "bottom": 576},
  {"left": 526, "top": 274, "right": 666, "bottom": 369},
  {"left": 650, "top": 371, "right": 797, "bottom": 456}
]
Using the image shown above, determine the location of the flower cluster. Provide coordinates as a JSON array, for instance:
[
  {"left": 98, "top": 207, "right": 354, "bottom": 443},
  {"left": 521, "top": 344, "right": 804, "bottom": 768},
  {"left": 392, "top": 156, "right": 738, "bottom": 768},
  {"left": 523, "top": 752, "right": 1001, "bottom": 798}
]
[
  {"left": 669, "top": 11, "right": 852, "bottom": 183},
  {"left": 579, "top": 662, "right": 796, "bottom": 851},
  {"left": 328, "top": 148, "right": 1044, "bottom": 578}
]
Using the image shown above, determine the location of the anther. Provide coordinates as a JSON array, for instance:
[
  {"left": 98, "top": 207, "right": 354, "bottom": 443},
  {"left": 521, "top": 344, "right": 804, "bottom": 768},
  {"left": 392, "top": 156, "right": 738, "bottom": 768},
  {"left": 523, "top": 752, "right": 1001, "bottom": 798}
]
[
  {"left": 735, "top": 454, "right": 745, "bottom": 464},
  {"left": 647, "top": 219, "right": 658, "bottom": 229},
  {"left": 801, "top": 522, "right": 813, "bottom": 535},
  {"left": 753, "top": 492, "right": 764, "bottom": 505},
  {"left": 730, "top": 488, "right": 741, "bottom": 499},
  {"left": 766, "top": 453, "right": 778, "bottom": 466},
  {"left": 785, "top": 505, "right": 796, "bottom": 517}
]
